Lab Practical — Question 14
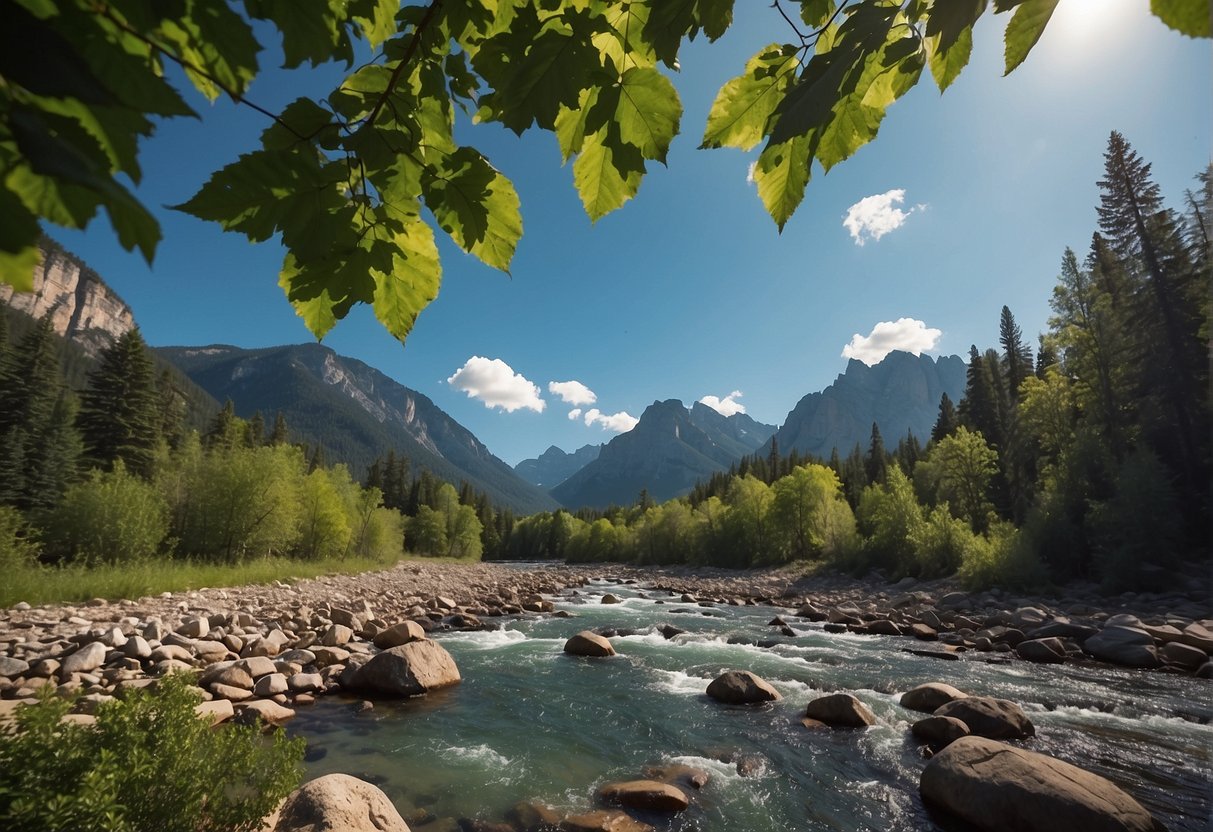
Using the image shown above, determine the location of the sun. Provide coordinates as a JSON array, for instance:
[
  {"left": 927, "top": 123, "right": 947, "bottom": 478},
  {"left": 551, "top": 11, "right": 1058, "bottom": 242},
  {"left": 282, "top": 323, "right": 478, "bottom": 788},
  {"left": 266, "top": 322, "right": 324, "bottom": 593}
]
[{"left": 1045, "top": 0, "right": 1137, "bottom": 48}]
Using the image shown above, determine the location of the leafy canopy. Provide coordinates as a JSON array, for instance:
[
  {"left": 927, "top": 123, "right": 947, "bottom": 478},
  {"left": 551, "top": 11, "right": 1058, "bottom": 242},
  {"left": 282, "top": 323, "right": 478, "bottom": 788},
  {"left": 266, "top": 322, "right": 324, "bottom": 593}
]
[{"left": 1, "top": 0, "right": 1203, "bottom": 342}]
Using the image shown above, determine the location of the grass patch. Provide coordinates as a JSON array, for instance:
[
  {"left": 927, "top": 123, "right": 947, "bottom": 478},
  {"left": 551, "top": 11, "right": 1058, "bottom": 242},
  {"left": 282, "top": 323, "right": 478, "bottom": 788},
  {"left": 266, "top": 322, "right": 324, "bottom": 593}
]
[{"left": 0, "top": 554, "right": 471, "bottom": 608}]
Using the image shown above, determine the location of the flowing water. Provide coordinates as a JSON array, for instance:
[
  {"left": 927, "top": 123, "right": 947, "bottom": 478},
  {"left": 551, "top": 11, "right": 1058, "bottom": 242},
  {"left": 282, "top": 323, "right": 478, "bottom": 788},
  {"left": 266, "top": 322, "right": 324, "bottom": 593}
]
[{"left": 286, "top": 579, "right": 1213, "bottom": 831}]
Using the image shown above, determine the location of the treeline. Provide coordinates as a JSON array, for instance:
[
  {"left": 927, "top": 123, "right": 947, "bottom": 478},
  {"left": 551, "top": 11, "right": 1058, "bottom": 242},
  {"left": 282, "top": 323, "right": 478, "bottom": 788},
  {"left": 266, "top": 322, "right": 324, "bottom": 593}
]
[
  {"left": 497, "top": 134, "right": 1210, "bottom": 590},
  {"left": 0, "top": 320, "right": 409, "bottom": 567}
]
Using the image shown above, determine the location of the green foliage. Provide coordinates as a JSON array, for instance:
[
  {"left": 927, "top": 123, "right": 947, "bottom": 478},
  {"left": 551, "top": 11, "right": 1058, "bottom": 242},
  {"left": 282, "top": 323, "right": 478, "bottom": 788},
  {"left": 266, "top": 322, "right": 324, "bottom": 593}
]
[
  {"left": 909, "top": 504, "right": 980, "bottom": 577},
  {"left": 931, "top": 426, "right": 998, "bottom": 533},
  {"left": 855, "top": 466, "right": 923, "bottom": 577},
  {"left": 43, "top": 462, "right": 168, "bottom": 563},
  {"left": 7, "top": 2, "right": 1198, "bottom": 346},
  {"left": 0, "top": 674, "right": 303, "bottom": 832},
  {"left": 295, "top": 466, "right": 353, "bottom": 559},
  {"left": 77, "top": 328, "right": 160, "bottom": 476},
  {"left": 956, "top": 520, "right": 1046, "bottom": 590},
  {"left": 0, "top": 504, "right": 39, "bottom": 570},
  {"left": 768, "top": 463, "right": 856, "bottom": 562}
]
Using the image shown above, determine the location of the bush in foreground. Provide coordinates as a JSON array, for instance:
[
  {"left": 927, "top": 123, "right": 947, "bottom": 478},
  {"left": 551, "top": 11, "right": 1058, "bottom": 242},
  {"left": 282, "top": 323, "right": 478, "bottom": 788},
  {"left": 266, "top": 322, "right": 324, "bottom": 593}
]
[{"left": 0, "top": 674, "right": 304, "bottom": 832}]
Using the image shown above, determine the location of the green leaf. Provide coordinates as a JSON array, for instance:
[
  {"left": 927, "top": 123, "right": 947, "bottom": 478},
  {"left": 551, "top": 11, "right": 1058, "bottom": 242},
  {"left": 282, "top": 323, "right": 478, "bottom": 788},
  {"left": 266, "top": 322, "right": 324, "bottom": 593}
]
[
  {"left": 925, "top": 0, "right": 985, "bottom": 92},
  {"left": 244, "top": 0, "right": 353, "bottom": 68},
  {"left": 555, "top": 87, "right": 601, "bottom": 162},
  {"left": 696, "top": 0, "right": 736, "bottom": 41},
  {"left": 0, "top": 5, "right": 119, "bottom": 105},
  {"left": 753, "top": 136, "right": 810, "bottom": 232},
  {"left": 1002, "top": 0, "right": 1059, "bottom": 74},
  {"left": 159, "top": 2, "right": 261, "bottom": 100},
  {"left": 1150, "top": 0, "right": 1211, "bottom": 37},
  {"left": 372, "top": 215, "right": 442, "bottom": 343},
  {"left": 799, "top": 0, "right": 837, "bottom": 28},
  {"left": 422, "top": 147, "right": 522, "bottom": 272},
  {"left": 474, "top": 8, "right": 604, "bottom": 133},
  {"left": 0, "top": 186, "right": 41, "bottom": 292},
  {"left": 572, "top": 125, "right": 645, "bottom": 221},
  {"left": 616, "top": 67, "right": 682, "bottom": 164},
  {"left": 595, "top": 1, "right": 657, "bottom": 71},
  {"left": 260, "top": 98, "right": 336, "bottom": 150},
  {"left": 701, "top": 43, "right": 799, "bottom": 151}
]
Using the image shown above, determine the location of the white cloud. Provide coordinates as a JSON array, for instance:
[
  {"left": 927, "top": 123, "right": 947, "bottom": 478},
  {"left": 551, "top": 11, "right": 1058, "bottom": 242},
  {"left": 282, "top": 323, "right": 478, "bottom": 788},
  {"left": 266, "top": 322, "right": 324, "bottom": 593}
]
[
  {"left": 447, "top": 356, "right": 546, "bottom": 413},
  {"left": 568, "top": 408, "right": 582, "bottom": 421},
  {"left": 842, "top": 189, "right": 921, "bottom": 245},
  {"left": 746, "top": 161, "right": 757, "bottom": 184},
  {"left": 548, "top": 380, "right": 597, "bottom": 406},
  {"left": 842, "top": 318, "right": 942, "bottom": 366},
  {"left": 583, "top": 408, "right": 638, "bottom": 433},
  {"left": 699, "top": 390, "right": 746, "bottom": 417}
]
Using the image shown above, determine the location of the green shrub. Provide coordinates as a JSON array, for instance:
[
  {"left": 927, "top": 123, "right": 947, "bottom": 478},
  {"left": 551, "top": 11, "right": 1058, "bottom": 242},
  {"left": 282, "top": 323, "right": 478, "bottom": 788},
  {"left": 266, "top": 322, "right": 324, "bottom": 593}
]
[
  {"left": 0, "top": 506, "right": 40, "bottom": 570},
  {"left": 957, "top": 521, "right": 1047, "bottom": 590},
  {"left": 910, "top": 504, "right": 979, "bottom": 578},
  {"left": 0, "top": 674, "right": 303, "bottom": 832},
  {"left": 43, "top": 463, "right": 168, "bottom": 563}
]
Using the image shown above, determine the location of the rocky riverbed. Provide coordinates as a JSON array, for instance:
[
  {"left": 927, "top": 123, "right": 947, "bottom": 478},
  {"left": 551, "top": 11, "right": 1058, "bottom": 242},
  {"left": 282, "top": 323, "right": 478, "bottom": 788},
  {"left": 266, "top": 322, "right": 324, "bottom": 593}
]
[{"left": 1, "top": 560, "right": 1209, "bottom": 831}]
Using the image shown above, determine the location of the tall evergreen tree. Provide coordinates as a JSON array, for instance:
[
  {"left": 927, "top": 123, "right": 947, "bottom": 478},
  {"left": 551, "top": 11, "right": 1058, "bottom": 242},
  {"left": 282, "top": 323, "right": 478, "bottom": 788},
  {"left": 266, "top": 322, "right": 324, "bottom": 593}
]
[
  {"left": 958, "top": 346, "right": 1003, "bottom": 449},
  {"left": 245, "top": 411, "right": 266, "bottom": 447},
  {"left": 206, "top": 400, "right": 238, "bottom": 448},
  {"left": 155, "top": 369, "right": 187, "bottom": 448},
  {"left": 865, "top": 422, "right": 887, "bottom": 485},
  {"left": 999, "top": 306, "right": 1033, "bottom": 401},
  {"left": 269, "top": 411, "right": 289, "bottom": 445},
  {"left": 930, "top": 393, "right": 958, "bottom": 443},
  {"left": 1035, "top": 335, "right": 1058, "bottom": 379},
  {"left": 77, "top": 329, "right": 160, "bottom": 477}
]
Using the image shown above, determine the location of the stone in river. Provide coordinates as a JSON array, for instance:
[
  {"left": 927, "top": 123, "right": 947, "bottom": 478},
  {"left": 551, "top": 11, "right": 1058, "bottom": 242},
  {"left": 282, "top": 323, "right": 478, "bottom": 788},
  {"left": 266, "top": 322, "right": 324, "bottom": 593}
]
[
  {"left": 349, "top": 640, "right": 461, "bottom": 697},
  {"left": 1083, "top": 626, "right": 1160, "bottom": 668},
  {"left": 900, "top": 682, "right": 966, "bottom": 713},
  {"left": 563, "top": 631, "right": 616, "bottom": 657},
  {"left": 1016, "top": 637, "right": 1068, "bottom": 664},
  {"left": 911, "top": 715, "right": 970, "bottom": 747},
  {"left": 269, "top": 773, "right": 409, "bottom": 832},
  {"left": 803, "top": 693, "right": 876, "bottom": 727},
  {"left": 597, "top": 779, "right": 689, "bottom": 812},
  {"left": 920, "top": 736, "right": 1164, "bottom": 832},
  {"left": 705, "top": 670, "right": 780, "bottom": 704},
  {"left": 933, "top": 696, "right": 1034, "bottom": 740}
]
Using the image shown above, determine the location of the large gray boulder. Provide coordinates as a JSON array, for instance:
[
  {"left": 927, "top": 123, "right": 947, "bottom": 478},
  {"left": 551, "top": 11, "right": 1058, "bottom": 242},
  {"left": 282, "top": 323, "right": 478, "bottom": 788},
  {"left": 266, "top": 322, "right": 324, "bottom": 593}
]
[
  {"left": 1084, "top": 626, "right": 1160, "bottom": 668},
  {"left": 1016, "top": 637, "right": 1068, "bottom": 664},
  {"left": 373, "top": 621, "right": 426, "bottom": 649},
  {"left": 920, "top": 736, "right": 1164, "bottom": 832},
  {"left": 61, "top": 641, "right": 108, "bottom": 675},
  {"left": 934, "top": 696, "right": 1034, "bottom": 740},
  {"left": 270, "top": 773, "right": 410, "bottom": 832},
  {"left": 349, "top": 640, "right": 461, "bottom": 697},
  {"left": 706, "top": 671, "right": 780, "bottom": 704}
]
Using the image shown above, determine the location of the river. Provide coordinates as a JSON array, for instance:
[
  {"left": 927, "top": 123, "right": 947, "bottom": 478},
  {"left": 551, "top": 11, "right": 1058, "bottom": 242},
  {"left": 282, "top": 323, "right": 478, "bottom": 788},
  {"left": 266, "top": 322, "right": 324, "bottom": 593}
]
[{"left": 286, "top": 579, "right": 1212, "bottom": 831}]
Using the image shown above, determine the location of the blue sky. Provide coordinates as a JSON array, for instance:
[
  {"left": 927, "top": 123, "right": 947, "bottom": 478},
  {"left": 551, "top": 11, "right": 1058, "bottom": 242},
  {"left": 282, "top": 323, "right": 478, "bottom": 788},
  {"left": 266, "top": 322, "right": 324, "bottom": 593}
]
[{"left": 47, "top": 3, "right": 1210, "bottom": 466}]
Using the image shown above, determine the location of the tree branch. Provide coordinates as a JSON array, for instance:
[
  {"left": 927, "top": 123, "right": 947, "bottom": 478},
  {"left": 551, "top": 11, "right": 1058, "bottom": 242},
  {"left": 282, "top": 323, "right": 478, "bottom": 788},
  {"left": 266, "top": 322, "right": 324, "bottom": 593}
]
[{"left": 362, "top": 0, "right": 445, "bottom": 130}]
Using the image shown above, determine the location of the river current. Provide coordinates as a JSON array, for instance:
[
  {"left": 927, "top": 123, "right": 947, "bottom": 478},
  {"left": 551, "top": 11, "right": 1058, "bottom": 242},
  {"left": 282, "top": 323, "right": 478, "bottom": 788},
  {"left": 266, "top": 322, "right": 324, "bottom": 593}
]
[{"left": 286, "top": 578, "right": 1212, "bottom": 831}]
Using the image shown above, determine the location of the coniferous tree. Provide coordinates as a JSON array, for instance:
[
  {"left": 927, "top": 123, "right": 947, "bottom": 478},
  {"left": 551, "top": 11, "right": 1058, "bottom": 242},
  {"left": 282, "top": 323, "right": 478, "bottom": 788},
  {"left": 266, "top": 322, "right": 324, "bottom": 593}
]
[
  {"left": 269, "top": 411, "right": 289, "bottom": 445},
  {"left": 24, "top": 392, "right": 83, "bottom": 513},
  {"left": 245, "top": 411, "right": 266, "bottom": 447},
  {"left": 895, "top": 429, "right": 921, "bottom": 474},
  {"left": 840, "top": 443, "right": 867, "bottom": 507},
  {"left": 999, "top": 306, "right": 1033, "bottom": 402},
  {"left": 206, "top": 400, "right": 237, "bottom": 448},
  {"left": 77, "top": 329, "right": 160, "bottom": 477},
  {"left": 767, "top": 436, "right": 780, "bottom": 483},
  {"left": 931, "top": 393, "right": 959, "bottom": 443},
  {"left": 865, "top": 422, "right": 887, "bottom": 485},
  {"left": 154, "top": 369, "right": 187, "bottom": 448},
  {"left": 1034, "top": 335, "right": 1058, "bottom": 379}
]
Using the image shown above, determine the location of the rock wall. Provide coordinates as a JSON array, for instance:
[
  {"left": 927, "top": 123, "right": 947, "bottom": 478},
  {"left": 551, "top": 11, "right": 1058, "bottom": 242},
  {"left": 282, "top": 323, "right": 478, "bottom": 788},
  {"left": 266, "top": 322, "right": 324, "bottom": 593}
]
[{"left": 0, "top": 241, "right": 135, "bottom": 357}]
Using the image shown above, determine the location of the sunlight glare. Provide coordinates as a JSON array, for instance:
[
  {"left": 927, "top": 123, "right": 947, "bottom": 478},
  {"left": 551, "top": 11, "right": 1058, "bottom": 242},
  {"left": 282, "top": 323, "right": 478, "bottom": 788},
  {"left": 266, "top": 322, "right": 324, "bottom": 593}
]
[{"left": 1046, "top": 0, "right": 1137, "bottom": 51}]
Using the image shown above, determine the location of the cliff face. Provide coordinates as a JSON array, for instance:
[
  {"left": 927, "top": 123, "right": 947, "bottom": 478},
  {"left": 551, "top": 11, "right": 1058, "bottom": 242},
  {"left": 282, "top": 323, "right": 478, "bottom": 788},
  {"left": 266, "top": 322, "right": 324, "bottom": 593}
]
[
  {"left": 514, "top": 444, "right": 601, "bottom": 489},
  {"left": 772, "top": 351, "right": 967, "bottom": 459},
  {"left": 0, "top": 241, "right": 135, "bottom": 357}
]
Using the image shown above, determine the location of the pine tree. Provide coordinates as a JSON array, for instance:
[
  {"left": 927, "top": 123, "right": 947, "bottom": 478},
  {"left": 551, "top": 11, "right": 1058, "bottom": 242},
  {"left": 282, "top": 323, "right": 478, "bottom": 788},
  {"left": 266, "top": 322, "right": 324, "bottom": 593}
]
[
  {"left": 307, "top": 443, "right": 327, "bottom": 472},
  {"left": 999, "top": 306, "right": 1033, "bottom": 402},
  {"left": 245, "top": 411, "right": 266, "bottom": 447},
  {"left": 930, "top": 393, "right": 959, "bottom": 443},
  {"left": 1034, "top": 335, "right": 1058, "bottom": 379},
  {"left": 895, "top": 429, "right": 921, "bottom": 474},
  {"left": 77, "top": 329, "right": 160, "bottom": 477},
  {"left": 206, "top": 400, "right": 237, "bottom": 448},
  {"left": 767, "top": 436, "right": 780, "bottom": 483},
  {"left": 865, "top": 422, "right": 887, "bottom": 485},
  {"left": 155, "top": 369, "right": 186, "bottom": 448},
  {"left": 958, "top": 346, "right": 1004, "bottom": 450},
  {"left": 269, "top": 411, "right": 289, "bottom": 445},
  {"left": 23, "top": 391, "right": 82, "bottom": 513},
  {"left": 1097, "top": 131, "right": 1207, "bottom": 496}
]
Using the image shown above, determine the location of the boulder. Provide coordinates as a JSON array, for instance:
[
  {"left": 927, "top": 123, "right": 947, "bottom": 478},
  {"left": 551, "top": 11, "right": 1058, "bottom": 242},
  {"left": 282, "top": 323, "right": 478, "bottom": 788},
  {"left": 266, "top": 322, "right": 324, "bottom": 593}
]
[
  {"left": 195, "top": 698, "right": 234, "bottom": 726},
  {"left": 254, "top": 673, "right": 289, "bottom": 697},
  {"left": 1016, "top": 637, "right": 1068, "bottom": 664},
  {"left": 597, "top": 779, "right": 689, "bottom": 812},
  {"left": 559, "top": 810, "right": 652, "bottom": 832},
  {"left": 920, "top": 736, "right": 1163, "bottom": 832},
  {"left": 178, "top": 617, "right": 209, "bottom": 639},
  {"left": 0, "top": 656, "right": 30, "bottom": 678},
  {"left": 506, "top": 801, "right": 563, "bottom": 832},
  {"left": 934, "top": 696, "right": 1034, "bottom": 740},
  {"left": 705, "top": 671, "right": 780, "bottom": 704},
  {"left": 349, "top": 640, "right": 461, "bottom": 697},
  {"left": 320, "top": 624, "right": 353, "bottom": 647},
  {"left": 803, "top": 693, "right": 876, "bottom": 728},
  {"left": 238, "top": 656, "right": 279, "bottom": 678},
  {"left": 270, "top": 773, "right": 410, "bottom": 832},
  {"left": 373, "top": 621, "right": 427, "bottom": 649},
  {"left": 601, "top": 594, "right": 623, "bottom": 604},
  {"left": 1083, "top": 626, "right": 1159, "bottom": 668},
  {"left": 61, "top": 641, "right": 107, "bottom": 675},
  {"left": 900, "top": 682, "right": 966, "bottom": 713},
  {"left": 564, "top": 631, "right": 616, "bottom": 658},
  {"left": 235, "top": 699, "right": 296, "bottom": 727},
  {"left": 911, "top": 715, "right": 970, "bottom": 747},
  {"left": 642, "top": 763, "right": 709, "bottom": 790},
  {"left": 1161, "top": 641, "right": 1207, "bottom": 669}
]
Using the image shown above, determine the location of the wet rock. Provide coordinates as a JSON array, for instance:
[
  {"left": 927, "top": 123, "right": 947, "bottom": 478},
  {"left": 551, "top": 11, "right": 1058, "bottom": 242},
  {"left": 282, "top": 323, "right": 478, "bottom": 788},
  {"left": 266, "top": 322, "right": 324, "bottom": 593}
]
[
  {"left": 1016, "top": 637, "right": 1068, "bottom": 664},
  {"left": 803, "top": 693, "right": 876, "bottom": 728},
  {"left": 564, "top": 631, "right": 616, "bottom": 658},
  {"left": 506, "top": 800, "right": 563, "bottom": 832},
  {"left": 601, "top": 594, "right": 623, "bottom": 605},
  {"left": 1026, "top": 621, "right": 1098, "bottom": 643},
  {"left": 559, "top": 809, "right": 652, "bottom": 832},
  {"left": 373, "top": 621, "right": 427, "bottom": 649},
  {"left": 349, "top": 640, "right": 462, "bottom": 697},
  {"left": 643, "top": 763, "right": 709, "bottom": 790},
  {"left": 1084, "top": 626, "right": 1160, "bottom": 668},
  {"left": 1161, "top": 641, "right": 1207, "bottom": 669},
  {"left": 934, "top": 696, "right": 1034, "bottom": 740},
  {"left": 900, "top": 682, "right": 967, "bottom": 713},
  {"left": 910, "top": 624, "right": 938, "bottom": 641},
  {"left": 911, "top": 715, "right": 970, "bottom": 747},
  {"left": 920, "top": 736, "right": 1163, "bottom": 832},
  {"left": 706, "top": 670, "right": 781, "bottom": 704},
  {"left": 269, "top": 773, "right": 409, "bottom": 832},
  {"left": 597, "top": 779, "right": 689, "bottom": 812}
]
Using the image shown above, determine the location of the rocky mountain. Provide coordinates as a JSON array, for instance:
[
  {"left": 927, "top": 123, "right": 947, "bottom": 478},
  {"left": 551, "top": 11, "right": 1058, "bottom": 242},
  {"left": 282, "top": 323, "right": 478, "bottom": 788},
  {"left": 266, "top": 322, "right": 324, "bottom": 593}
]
[
  {"left": 772, "top": 351, "right": 967, "bottom": 459},
  {"left": 551, "top": 400, "right": 776, "bottom": 509},
  {"left": 0, "top": 238, "right": 135, "bottom": 358},
  {"left": 514, "top": 444, "right": 601, "bottom": 489},
  {"left": 157, "top": 343, "right": 559, "bottom": 515}
]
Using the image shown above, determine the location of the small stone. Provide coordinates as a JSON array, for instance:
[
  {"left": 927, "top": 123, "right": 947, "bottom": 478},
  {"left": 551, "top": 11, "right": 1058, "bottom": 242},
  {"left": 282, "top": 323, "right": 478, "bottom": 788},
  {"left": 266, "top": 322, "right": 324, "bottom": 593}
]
[{"left": 178, "top": 617, "right": 209, "bottom": 639}]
